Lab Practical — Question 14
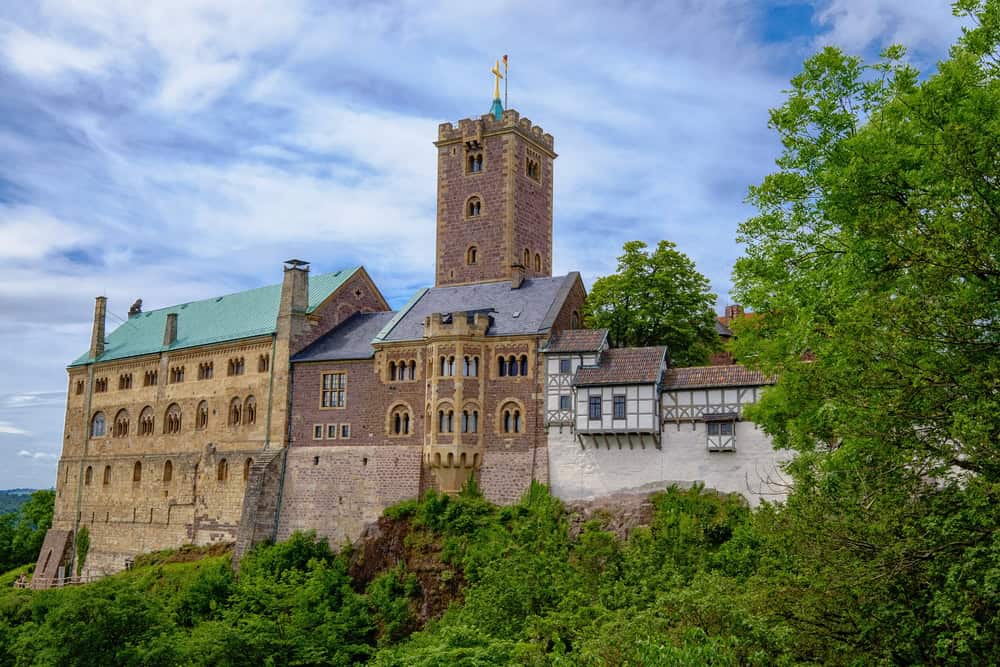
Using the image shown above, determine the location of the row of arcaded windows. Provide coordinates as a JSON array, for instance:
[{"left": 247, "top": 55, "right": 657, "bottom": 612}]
[
  {"left": 389, "top": 360, "right": 417, "bottom": 381},
  {"left": 498, "top": 355, "right": 529, "bottom": 377},
  {"left": 84, "top": 354, "right": 272, "bottom": 395},
  {"left": 91, "top": 397, "right": 256, "bottom": 438},
  {"left": 430, "top": 401, "right": 521, "bottom": 435},
  {"left": 438, "top": 355, "right": 480, "bottom": 377},
  {"left": 83, "top": 457, "right": 253, "bottom": 486}
]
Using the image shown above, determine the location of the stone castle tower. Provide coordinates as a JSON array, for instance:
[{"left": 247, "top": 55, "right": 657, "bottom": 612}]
[{"left": 434, "top": 107, "right": 556, "bottom": 287}]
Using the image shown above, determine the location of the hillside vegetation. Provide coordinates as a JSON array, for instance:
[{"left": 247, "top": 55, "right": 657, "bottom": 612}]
[{"left": 1, "top": 479, "right": 997, "bottom": 666}]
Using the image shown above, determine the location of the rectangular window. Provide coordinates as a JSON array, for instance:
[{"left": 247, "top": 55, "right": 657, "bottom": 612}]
[
  {"left": 588, "top": 395, "right": 602, "bottom": 420},
  {"left": 313, "top": 424, "right": 323, "bottom": 440},
  {"left": 559, "top": 394, "right": 571, "bottom": 411},
  {"left": 340, "top": 424, "right": 350, "bottom": 439},
  {"left": 327, "top": 424, "right": 338, "bottom": 439},
  {"left": 708, "top": 422, "right": 720, "bottom": 436},
  {"left": 321, "top": 373, "right": 346, "bottom": 408},
  {"left": 613, "top": 395, "right": 626, "bottom": 420},
  {"left": 559, "top": 358, "right": 571, "bottom": 374}
]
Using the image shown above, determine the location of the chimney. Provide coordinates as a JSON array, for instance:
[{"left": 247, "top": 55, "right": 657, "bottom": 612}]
[
  {"left": 279, "top": 259, "right": 310, "bottom": 318},
  {"left": 277, "top": 259, "right": 311, "bottom": 352},
  {"left": 510, "top": 264, "right": 525, "bottom": 290},
  {"left": 89, "top": 296, "right": 107, "bottom": 360},
  {"left": 163, "top": 313, "right": 178, "bottom": 346},
  {"left": 724, "top": 304, "right": 744, "bottom": 321}
]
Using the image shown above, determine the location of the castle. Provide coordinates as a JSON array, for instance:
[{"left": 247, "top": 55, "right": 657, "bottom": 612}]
[{"left": 32, "top": 86, "right": 790, "bottom": 585}]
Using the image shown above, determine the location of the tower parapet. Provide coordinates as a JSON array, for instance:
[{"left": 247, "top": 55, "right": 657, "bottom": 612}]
[{"left": 436, "top": 109, "right": 555, "bottom": 153}]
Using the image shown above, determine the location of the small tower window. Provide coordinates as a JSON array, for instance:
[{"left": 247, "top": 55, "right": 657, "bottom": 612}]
[
  {"left": 163, "top": 460, "right": 173, "bottom": 483},
  {"left": 466, "top": 196, "right": 482, "bottom": 218},
  {"left": 467, "top": 151, "right": 484, "bottom": 173},
  {"left": 534, "top": 253, "right": 542, "bottom": 272},
  {"left": 217, "top": 458, "right": 228, "bottom": 482},
  {"left": 467, "top": 246, "right": 478, "bottom": 265},
  {"left": 91, "top": 412, "right": 106, "bottom": 438},
  {"left": 524, "top": 249, "right": 530, "bottom": 267}
]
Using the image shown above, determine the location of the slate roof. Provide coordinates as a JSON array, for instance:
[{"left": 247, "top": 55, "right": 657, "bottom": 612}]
[
  {"left": 292, "top": 311, "right": 396, "bottom": 362},
  {"left": 542, "top": 328, "right": 608, "bottom": 353},
  {"left": 71, "top": 268, "right": 360, "bottom": 367},
  {"left": 573, "top": 347, "right": 667, "bottom": 386},
  {"left": 375, "top": 274, "right": 580, "bottom": 342},
  {"left": 662, "top": 365, "right": 773, "bottom": 390},
  {"left": 715, "top": 320, "right": 734, "bottom": 337}
]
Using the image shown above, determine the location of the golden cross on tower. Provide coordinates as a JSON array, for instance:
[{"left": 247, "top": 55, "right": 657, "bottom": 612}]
[{"left": 491, "top": 59, "right": 503, "bottom": 100}]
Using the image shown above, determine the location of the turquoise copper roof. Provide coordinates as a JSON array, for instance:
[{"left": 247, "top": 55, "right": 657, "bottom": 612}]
[
  {"left": 489, "top": 97, "right": 504, "bottom": 120},
  {"left": 70, "top": 268, "right": 360, "bottom": 367}
]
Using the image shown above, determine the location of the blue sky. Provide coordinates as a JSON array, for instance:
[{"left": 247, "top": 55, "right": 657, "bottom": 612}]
[{"left": 0, "top": 0, "right": 964, "bottom": 488}]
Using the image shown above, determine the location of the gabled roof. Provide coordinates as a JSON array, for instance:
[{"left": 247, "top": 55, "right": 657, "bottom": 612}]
[
  {"left": 662, "top": 365, "right": 773, "bottom": 390},
  {"left": 71, "top": 268, "right": 361, "bottom": 367},
  {"left": 542, "top": 328, "right": 608, "bottom": 353},
  {"left": 573, "top": 347, "right": 667, "bottom": 386},
  {"left": 715, "top": 320, "right": 734, "bottom": 337},
  {"left": 293, "top": 311, "right": 397, "bottom": 362},
  {"left": 375, "top": 274, "right": 581, "bottom": 343}
]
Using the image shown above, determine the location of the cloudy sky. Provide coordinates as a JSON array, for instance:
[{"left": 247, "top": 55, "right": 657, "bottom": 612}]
[{"left": 0, "top": 0, "right": 964, "bottom": 488}]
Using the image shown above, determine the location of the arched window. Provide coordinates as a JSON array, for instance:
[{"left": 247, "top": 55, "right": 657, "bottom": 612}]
[
  {"left": 196, "top": 401, "right": 208, "bottom": 429},
  {"left": 132, "top": 461, "right": 142, "bottom": 482},
  {"left": 467, "top": 246, "right": 478, "bottom": 265},
  {"left": 389, "top": 405, "right": 412, "bottom": 435},
  {"left": 91, "top": 412, "right": 106, "bottom": 438},
  {"left": 217, "top": 458, "right": 228, "bottom": 482},
  {"left": 524, "top": 248, "right": 530, "bottom": 266},
  {"left": 229, "top": 398, "right": 242, "bottom": 426},
  {"left": 500, "top": 402, "right": 523, "bottom": 434},
  {"left": 438, "top": 408, "right": 454, "bottom": 433},
  {"left": 389, "top": 361, "right": 397, "bottom": 381},
  {"left": 519, "top": 355, "right": 529, "bottom": 377},
  {"left": 471, "top": 356, "right": 479, "bottom": 376},
  {"left": 408, "top": 360, "right": 416, "bottom": 380},
  {"left": 462, "top": 409, "right": 479, "bottom": 433},
  {"left": 163, "top": 460, "right": 173, "bottom": 483},
  {"left": 508, "top": 356, "right": 517, "bottom": 376},
  {"left": 113, "top": 409, "right": 129, "bottom": 438},
  {"left": 244, "top": 396, "right": 257, "bottom": 425},
  {"left": 498, "top": 356, "right": 506, "bottom": 377},
  {"left": 139, "top": 406, "right": 154, "bottom": 436},
  {"left": 467, "top": 152, "right": 483, "bottom": 173},
  {"left": 164, "top": 404, "right": 182, "bottom": 434},
  {"left": 571, "top": 311, "right": 581, "bottom": 329},
  {"left": 535, "top": 253, "right": 542, "bottom": 272},
  {"left": 103, "top": 465, "right": 111, "bottom": 485},
  {"left": 85, "top": 466, "right": 93, "bottom": 485},
  {"left": 244, "top": 458, "right": 253, "bottom": 481},
  {"left": 448, "top": 356, "right": 456, "bottom": 376},
  {"left": 467, "top": 196, "right": 482, "bottom": 217},
  {"left": 258, "top": 354, "right": 269, "bottom": 372}
]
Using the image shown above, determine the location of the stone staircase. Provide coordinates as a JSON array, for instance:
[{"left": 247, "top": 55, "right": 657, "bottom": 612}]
[{"left": 232, "top": 449, "right": 286, "bottom": 567}]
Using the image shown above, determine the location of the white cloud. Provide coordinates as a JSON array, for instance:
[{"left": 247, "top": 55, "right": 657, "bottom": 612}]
[
  {"left": 17, "top": 450, "right": 58, "bottom": 461},
  {"left": 813, "top": 0, "right": 966, "bottom": 57},
  {"left": 1, "top": 27, "right": 110, "bottom": 79},
  {"left": 1, "top": 422, "right": 30, "bottom": 436},
  {"left": 0, "top": 206, "right": 91, "bottom": 261}
]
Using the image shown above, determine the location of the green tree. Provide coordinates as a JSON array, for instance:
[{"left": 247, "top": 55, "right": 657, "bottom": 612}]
[
  {"left": 583, "top": 240, "right": 719, "bottom": 366},
  {"left": 730, "top": 0, "right": 1000, "bottom": 661},
  {"left": 0, "top": 489, "right": 54, "bottom": 572},
  {"left": 733, "top": 1, "right": 1000, "bottom": 478}
]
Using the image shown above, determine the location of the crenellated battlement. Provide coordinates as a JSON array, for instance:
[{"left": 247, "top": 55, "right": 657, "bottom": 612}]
[{"left": 437, "top": 108, "right": 555, "bottom": 153}]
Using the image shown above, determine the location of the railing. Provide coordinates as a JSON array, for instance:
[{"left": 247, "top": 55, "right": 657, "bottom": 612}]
[{"left": 18, "top": 574, "right": 100, "bottom": 589}]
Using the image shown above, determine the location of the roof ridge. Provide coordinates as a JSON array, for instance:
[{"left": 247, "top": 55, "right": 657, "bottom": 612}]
[{"left": 135, "top": 268, "right": 355, "bottom": 316}]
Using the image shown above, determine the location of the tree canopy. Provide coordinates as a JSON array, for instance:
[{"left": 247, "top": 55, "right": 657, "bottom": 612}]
[{"left": 583, "top": 240, "right": 719, "bottom": 367}]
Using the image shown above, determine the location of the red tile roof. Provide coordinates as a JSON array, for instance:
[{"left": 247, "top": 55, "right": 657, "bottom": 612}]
[
  {"left": 574, "top": 347, "right": 666, "bottom": 386},
  {"left": 662, "top": 365, "right": 773, "bottom": 389},
  {"left": 543, "top": 328, "right": 608, "bottom": 353}
]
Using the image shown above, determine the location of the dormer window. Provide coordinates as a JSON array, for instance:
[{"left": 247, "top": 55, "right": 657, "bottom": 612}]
[{"left": 466, "top": 196, "right": 482, "bottom": 218}]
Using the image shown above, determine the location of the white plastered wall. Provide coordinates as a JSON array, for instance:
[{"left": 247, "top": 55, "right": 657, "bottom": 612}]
[{"left": 547, "top": 415, "right": 793, "bottom": 506}]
